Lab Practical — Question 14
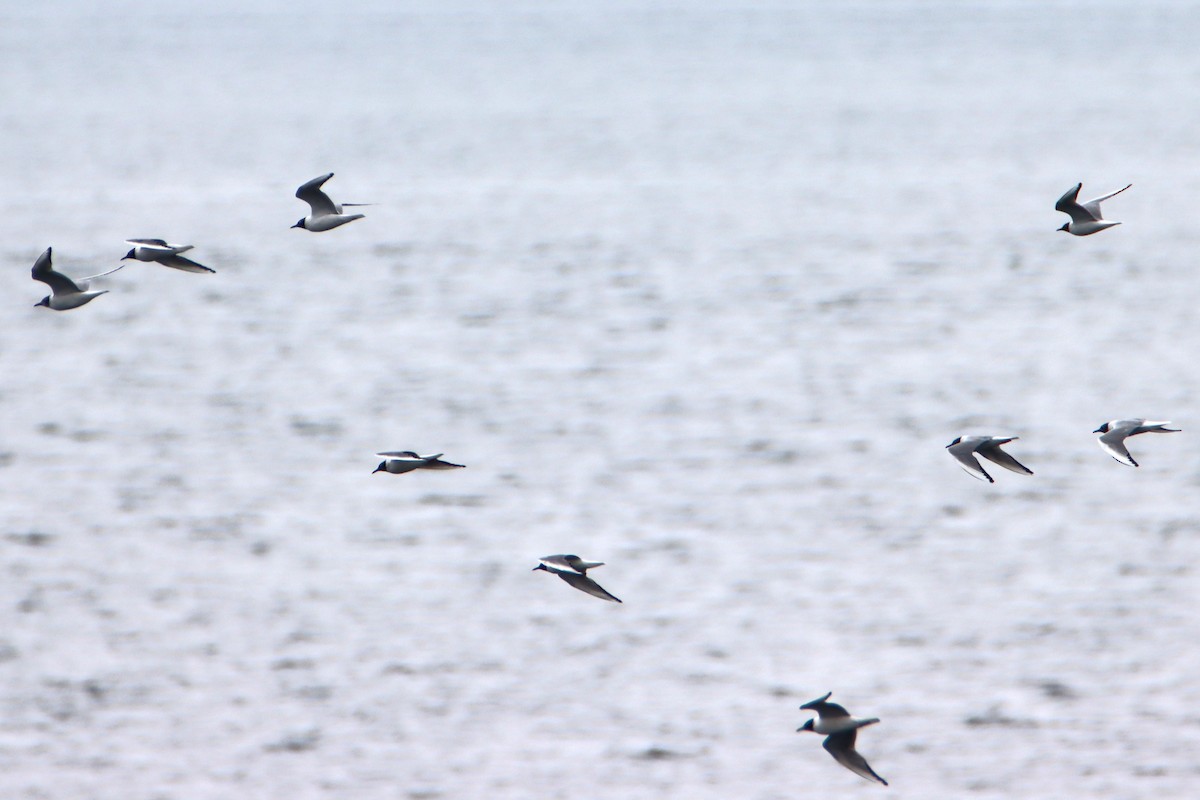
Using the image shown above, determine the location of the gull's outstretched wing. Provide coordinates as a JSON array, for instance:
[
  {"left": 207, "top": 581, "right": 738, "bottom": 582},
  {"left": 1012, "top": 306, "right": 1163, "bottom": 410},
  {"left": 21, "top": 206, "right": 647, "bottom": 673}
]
[
  {"left": 977, "top": 440, "right": 1033, "bottom": 475},
  {"left": 79, "top": 263, "right": 127, "bottom": 282},
  {"left": 557, "top": 571, "right": 622, "bottom": 603},
  {"left": 31, "top": 248, "right": 82, "bottom": 294},
  {"left": 947, "top": 440, "right": 993, "bottom": 482},
  {"left": 1081, "top": 183, "right": 1131, "bottom": 219},
  {"left": 1098, "top": 430, "right": 1138, "bottom": 467},
  {"left": 1131, "top": 420, "right": 1179, "bottom": 435},
  {"left": 823, "top": 730, "right": 888, "bottom": 786},
  {"left": 160, "top": 254, "right": 215, "bottom": 273},
  {"left": 296, "top": 173, "right": 339, "bottom": 216},
  {"left": 800, "top": 692, "right": 851, "bottom": 718},
  {"left": 1055, "top": 183, "right": 1097, "bottom": 223}
]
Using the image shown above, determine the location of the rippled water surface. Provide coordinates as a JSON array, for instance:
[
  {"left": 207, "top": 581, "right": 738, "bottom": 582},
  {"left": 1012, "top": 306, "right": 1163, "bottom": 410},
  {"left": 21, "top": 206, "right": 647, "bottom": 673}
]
[{"left": 1, "top": 2, "right": 1199, "bottom": 798}]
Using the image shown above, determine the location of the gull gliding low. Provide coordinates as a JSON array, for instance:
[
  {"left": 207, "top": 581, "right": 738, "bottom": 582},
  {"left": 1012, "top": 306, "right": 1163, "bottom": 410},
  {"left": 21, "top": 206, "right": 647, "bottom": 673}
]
[{"left": 797, "top": 692, "right": 888, "bottom": 786}]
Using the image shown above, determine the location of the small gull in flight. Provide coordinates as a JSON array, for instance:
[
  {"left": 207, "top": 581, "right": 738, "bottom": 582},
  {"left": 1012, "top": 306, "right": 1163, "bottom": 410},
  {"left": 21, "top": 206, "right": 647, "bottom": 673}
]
[
  {"left": 372, "top": 451, "right": 465, "bottom": 474},
  {"left": 122, "top": 239, "right": 215, "bottom": 273},
  {"left": 292, "top": 172, "right": 368, "bottom": 232},
  {"left": 1093, "top": 419, "right": 1180, "bottom": 467},
  {"left": 533, "top": 554, "right": 623, "bottom": 603},
  {"left": 1055, "top": 182, "right": 1131, "bottom": 236},
  {"left": 946, "top": 435, "right": 1033, "bottom": 483},
  {"left": 31, "top": 247, "right": 123, "bottom": 310},
  {"left": 797, "top": 692, "right": 887, "bottom": 786}
]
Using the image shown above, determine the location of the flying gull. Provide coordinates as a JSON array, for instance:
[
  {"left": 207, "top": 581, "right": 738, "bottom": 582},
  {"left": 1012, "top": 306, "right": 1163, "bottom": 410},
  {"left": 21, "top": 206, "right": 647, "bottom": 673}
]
[
  {"left": 31, "top": 247, "right": 123, "bottom": 310},
  {"left": 797, "top": 692, "right": 887, "bottom": 786},
  {"left": 1093, "top": 419, "right": 1179, "bottom": 467},
  {"left": 946, "top": 435, "right": 1033, "bottom": 483},
  {"left": 372, "top": 451, "right": 465, "bottom": 474},
  {"left": 533, "top": 554, "right": 622, "bottom": 603},
  {"left": 1055, "top": 182, "right": 1131, "bottom": 236},
  {"left": 122, "top": 239, "right": 215, "bottom": 273},
  {"left": 292, "top": 172, "right": 368, "bottom": 232}
]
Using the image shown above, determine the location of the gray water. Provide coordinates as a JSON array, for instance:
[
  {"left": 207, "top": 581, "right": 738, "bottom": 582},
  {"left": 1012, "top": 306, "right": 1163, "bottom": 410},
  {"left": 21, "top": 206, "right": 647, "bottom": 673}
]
[{"left": 2, "top": 2, "right": 1199, "bottom": 798}]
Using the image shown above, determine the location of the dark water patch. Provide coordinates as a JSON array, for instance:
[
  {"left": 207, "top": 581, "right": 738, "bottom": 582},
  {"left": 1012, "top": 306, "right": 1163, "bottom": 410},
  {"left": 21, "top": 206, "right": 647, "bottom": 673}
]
[
  {"left": 963, "top": 705, "right": 1037, "bottom": 728},
  {"left": 290, "top": 416, "right": 344, "bottom": 438},
  {"left": 264, "top": 728, "right": 321, "bottom": 753},
  {"left": 633, "top": 745, "right": 699, "bottom": 761},
  {"left": 1036, "top": 679, "right": 1078, "bottom": 700},
  {"left": 418, "top": 493, "right": 486, "bottom": 507},
  {"left": 6, "top": 531, "right": 55, "bottom": 547}
]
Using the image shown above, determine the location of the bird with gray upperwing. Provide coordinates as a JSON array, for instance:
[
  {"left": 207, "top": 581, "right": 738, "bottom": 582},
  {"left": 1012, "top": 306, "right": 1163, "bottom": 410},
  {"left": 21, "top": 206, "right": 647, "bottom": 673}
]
[
  {"left": 31, "top": 247, "right": 124, "bottom": 310},
  {"left": 372, "top": 451, "right": 465, "bottom": 474},
  {"left": 533, "top": 555, "right": 623, "bottom": 603},
  {"left": 1093, "top": 419, "right": 1179, "bottom": 467},
  {"left": 945, "top": 435, "right": 1033, "bottom": 483},
  {"left": 1055, "top": 182, "right": 1130, "bottom": 236},
  {"left": 292, "top": 172, "right": 369, "bottom": 231},
  {"left": 797, "top": 692, "right": 887, "bottom": 786},
  {"left": 122, "top": 239, "right": 215, "bottom": 273}
]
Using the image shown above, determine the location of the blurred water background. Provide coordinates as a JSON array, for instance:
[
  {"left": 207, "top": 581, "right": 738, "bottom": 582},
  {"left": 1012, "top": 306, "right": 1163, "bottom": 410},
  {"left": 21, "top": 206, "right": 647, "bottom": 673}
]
[{"left": 1, "top": 1, "right": 1199, "bottom": 798}]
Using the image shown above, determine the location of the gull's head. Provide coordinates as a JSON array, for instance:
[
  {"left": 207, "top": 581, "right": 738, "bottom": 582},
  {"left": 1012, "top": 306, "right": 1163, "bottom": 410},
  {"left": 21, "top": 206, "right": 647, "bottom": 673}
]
[
  {"left": 34, "top": 296, "right": 50, "bottom": 308},
  {"left": 945, "top": 436, "right": 962, "bottom": 448},
  {"left": 797, "top": 719, "right": 815, "bottom": 733},
  {"left": 1093, "top": 422, "right": 1110, "bottom": 434},
  {"left": 532, "top": 563, "right": 548, "bottom": 572},
  {"left": 1057, "top": 223, "right": 1070, "bottom": 233},
  {"left": 122, "top": 249, "right": 136, "bottom": 260},
  {"left": 291, "top": 218, "right": 306, "bottom": 230},
  {"left": 372, "top": 461, "right": 388, "bottom": 473}
]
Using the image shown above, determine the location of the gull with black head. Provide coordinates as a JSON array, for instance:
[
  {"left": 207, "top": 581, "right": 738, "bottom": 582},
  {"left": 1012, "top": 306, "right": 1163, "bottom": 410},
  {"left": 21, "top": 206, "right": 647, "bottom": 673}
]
[
  {"left": 533, "top": 555, "right": 622, "bottom": 603},
  {"left": 797, "top": 692, "right": 887, "bottom": 786},
  {"left": 1093, "top": 419, "right": 1179, "bottom": 467},
  {"left": 292, "top": 172, "right": 368, "bottom": 232},
  {"left": 1055, "top": 182, "right": 1131, "bottom": 236},
  {"left": 122, "top": 239, "right": 215, "bottom": 273},
  {"left": 372, "top": 451, "right": 465, "bottom": 474},
  {"left": 31, "top": 247, "right": 123, "bottom": 310}
]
